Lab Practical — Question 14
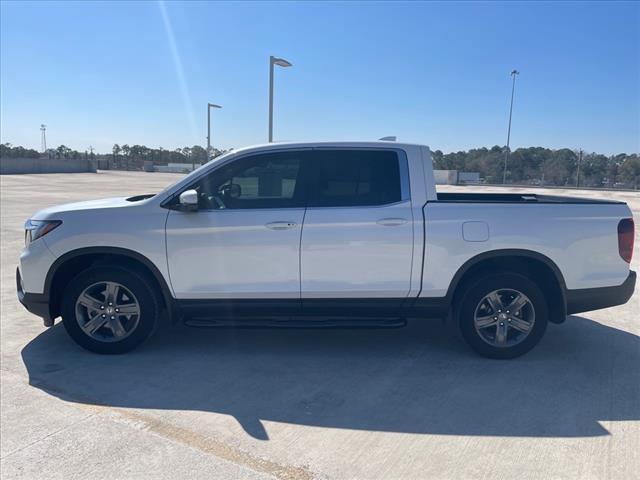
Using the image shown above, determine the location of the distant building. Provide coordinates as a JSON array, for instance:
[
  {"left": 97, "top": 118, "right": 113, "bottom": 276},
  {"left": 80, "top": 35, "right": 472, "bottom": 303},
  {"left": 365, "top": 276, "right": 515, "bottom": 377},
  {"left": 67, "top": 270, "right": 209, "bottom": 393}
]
[
  {"left": 433, "top": 170, "right": 482, "bottom": 185},
  {"left": 458, "top": 172, "right": 481, "bottom": 184}
]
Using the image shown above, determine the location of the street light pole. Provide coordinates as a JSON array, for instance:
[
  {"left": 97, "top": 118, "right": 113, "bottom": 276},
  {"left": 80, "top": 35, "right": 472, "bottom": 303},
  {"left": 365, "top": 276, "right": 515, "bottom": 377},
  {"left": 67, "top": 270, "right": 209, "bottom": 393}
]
[
  {"left": 503, "top": 69, "right": 519, "bottom": 184},
  {"left": 268, "top": 55, "right": 292, "bottom": 142},
  {"left": 207, "top": 103, "right": 222, "bottom": 160}
]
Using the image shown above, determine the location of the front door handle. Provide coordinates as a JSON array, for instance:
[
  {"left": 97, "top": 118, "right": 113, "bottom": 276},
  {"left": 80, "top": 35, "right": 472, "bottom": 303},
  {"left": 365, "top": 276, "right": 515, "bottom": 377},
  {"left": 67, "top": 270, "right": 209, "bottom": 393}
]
[
  {"left": 265, "top": 221, "right": 297, "bottom": 230},
  {"left": 376, "top": 218, "right": 408, "bottom": 226}
]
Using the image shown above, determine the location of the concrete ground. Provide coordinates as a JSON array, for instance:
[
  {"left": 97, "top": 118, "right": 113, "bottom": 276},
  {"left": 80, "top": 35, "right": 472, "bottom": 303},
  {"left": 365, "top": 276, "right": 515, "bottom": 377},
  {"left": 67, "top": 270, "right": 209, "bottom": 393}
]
[{"left": 1, "top": 171, "right": 638, "bottom": 480}]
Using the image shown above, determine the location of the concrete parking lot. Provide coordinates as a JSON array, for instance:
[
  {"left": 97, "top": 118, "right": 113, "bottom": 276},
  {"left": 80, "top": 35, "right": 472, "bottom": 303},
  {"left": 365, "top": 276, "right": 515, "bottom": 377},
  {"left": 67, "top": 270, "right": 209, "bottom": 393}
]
[{"left": 1, "top": 171, "right": 638, "bottom": 479}]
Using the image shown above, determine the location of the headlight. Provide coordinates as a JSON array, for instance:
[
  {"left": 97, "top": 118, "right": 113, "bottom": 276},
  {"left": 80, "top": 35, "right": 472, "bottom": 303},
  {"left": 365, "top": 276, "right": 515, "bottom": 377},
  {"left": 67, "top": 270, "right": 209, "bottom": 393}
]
[{"left": 25, "top": 220, "right": 62, "bottom": 245}]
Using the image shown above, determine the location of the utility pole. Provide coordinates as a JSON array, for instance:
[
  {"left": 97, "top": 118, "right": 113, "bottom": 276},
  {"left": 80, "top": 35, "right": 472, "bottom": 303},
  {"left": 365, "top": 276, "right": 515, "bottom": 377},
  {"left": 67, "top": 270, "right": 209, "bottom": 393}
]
[
  {"left": 576, "top": 149, "right": 582, "bottom": 188},
  {"left": 503, "top": 70, "right": 519, "bottom": 184},
  {"left": 40, "top": 124, "right": 47, "bottom": 153}
]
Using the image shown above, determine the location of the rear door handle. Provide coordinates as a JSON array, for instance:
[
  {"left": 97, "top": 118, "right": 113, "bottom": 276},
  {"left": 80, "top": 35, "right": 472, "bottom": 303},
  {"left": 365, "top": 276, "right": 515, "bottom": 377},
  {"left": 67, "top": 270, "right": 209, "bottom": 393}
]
[
  {"left": 265, "top": 221, "right": 297, "bottom": 230},
  {"left": 376, "top": 218, "right": 408, "bottom": 226}
]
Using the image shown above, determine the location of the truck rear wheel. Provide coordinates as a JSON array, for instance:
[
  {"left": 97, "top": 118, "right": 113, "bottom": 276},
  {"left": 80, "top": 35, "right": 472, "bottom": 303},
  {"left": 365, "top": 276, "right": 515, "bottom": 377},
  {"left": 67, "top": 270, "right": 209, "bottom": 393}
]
[
  {"left": 61, "top": 266, "right": 159, "bottom": 354},
  {"left": 456, "top": 272, "right": 548, "bottom": 359}
]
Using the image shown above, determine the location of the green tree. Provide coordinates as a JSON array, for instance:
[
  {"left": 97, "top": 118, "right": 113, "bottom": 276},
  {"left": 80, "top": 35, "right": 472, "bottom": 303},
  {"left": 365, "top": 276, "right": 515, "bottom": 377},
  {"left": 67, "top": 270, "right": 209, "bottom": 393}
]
[
  {"left": 56, "top": 145, "right": 72, "bottom": 159},
  {"left": 619, "top": 155, "right": 640, "bottom": 189},
  {"left": 0, "top": 143, "right": 40, "bottom": 159},
  {"left": 121, "top": 144, "right": 131, "bottom": 170},
  {"left": 581, "top": 153, "right": 608, "bottom": 187},
  {"left": 190, "top": 145, "right": 208, "bottom": 164},
  {"left": 542, "top": 149, "right": 576, "bottom": 186},
  {"left": 0, "top": 143, "right": 11, "bottom": 158},
  {"left": 112, "top": 144, "right": 121, "bottom": 168}
]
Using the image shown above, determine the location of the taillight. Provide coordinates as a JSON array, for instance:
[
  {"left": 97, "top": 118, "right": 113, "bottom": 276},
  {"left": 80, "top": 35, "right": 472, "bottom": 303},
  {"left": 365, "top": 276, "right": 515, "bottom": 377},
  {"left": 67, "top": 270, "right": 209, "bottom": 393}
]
[{"left": 618, "top": 218, "right": 634, "bottom": 263}]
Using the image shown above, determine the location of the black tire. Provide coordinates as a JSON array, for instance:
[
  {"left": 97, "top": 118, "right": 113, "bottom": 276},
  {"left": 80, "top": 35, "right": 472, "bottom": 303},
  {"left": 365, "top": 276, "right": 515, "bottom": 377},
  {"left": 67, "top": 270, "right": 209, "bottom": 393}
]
[
  {"left": 61, "top": 265, "right": 160, "bottom": 354},
  {"left": 456, "top": 272, "right": 548, "bottom": 359}
]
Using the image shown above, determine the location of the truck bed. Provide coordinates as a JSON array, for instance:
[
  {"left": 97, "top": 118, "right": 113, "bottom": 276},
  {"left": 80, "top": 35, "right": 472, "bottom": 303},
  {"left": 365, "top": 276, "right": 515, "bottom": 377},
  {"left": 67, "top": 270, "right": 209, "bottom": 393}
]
[{"left": 436, "top": 192, "right": 624, "bottom": 204}]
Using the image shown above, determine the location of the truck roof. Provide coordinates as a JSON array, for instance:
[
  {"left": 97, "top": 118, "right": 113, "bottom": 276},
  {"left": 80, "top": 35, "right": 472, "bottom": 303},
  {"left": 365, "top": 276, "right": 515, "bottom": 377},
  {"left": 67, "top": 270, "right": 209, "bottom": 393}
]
[{"left": 229, "top": 140, "right": 430, "bottom": 155}]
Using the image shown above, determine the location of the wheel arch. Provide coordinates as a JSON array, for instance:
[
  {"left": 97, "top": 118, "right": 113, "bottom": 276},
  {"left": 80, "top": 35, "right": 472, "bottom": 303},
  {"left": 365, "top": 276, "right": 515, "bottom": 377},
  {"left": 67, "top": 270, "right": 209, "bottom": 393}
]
[
  {"left": 45, "top": 247, "right": 175, "bottom": 321},
  {"left": 447, "top": 249, "right": 567, "bottom": 324}
]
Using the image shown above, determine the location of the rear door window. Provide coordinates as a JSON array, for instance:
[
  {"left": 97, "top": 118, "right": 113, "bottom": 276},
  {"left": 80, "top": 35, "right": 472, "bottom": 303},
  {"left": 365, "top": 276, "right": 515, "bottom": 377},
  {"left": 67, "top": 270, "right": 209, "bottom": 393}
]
[{"left": 310, "top": 150, "right": 405, "bottom": 207}]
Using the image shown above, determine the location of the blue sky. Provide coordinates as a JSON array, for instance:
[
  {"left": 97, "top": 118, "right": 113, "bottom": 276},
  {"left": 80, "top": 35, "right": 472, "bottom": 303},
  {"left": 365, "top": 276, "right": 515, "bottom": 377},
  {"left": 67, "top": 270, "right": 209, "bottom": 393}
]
[{"left": 1, "top": 1, "right": 638, "bottom": 155}]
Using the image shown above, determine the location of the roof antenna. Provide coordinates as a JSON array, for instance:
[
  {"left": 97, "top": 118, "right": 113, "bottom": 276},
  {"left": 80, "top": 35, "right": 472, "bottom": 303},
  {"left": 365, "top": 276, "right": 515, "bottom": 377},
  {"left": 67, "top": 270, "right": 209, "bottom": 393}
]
[{"left": 379, "top": 136, "right": 396, "bottom": 141}]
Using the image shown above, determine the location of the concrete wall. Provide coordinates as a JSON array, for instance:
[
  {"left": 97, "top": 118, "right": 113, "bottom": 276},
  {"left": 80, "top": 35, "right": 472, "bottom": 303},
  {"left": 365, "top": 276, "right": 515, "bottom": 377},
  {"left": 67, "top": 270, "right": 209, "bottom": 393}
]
[
  {"left": 155, "top": 163, "right": 195, "bottom": 173},
  {"left": 433, "top": 169, "right": 458, "bottom": 185},
  {"left": 0, "top": 158, "right": 97, "bottom": 174}
]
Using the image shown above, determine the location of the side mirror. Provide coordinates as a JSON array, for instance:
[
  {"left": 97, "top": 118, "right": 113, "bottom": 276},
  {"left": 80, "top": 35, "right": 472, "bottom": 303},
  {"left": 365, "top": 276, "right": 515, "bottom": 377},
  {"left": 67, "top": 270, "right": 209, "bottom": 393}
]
[
  {"left": 219, "top": 183, "right": 241, "bottom": 199},
  {"left": 178, "top": 189, "right": 198, "bottom": 212}
]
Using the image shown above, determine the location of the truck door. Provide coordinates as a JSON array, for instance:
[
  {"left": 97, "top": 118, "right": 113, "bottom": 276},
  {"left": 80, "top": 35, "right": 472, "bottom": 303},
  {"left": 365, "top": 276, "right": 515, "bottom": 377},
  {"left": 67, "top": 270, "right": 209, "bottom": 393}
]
[
  {"left": 166, "top": 150, "right": 312, "bottom": 306},
  {"left": 300, "top": 148, "right": 414, "bottom": 315}
]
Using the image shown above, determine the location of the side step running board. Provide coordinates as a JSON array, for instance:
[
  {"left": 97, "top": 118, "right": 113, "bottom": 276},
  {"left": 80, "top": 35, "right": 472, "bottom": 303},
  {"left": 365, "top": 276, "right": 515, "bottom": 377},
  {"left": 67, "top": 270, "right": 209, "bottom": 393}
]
[{"left": 184, "top": 317, "right": 407, "bottom": 329}]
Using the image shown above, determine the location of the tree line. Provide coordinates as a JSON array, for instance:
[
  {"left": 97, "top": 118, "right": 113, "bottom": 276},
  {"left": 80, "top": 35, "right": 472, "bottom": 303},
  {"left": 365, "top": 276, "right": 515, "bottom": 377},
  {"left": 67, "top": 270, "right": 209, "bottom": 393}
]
[
  {"left": 433, "top": 146, "right": 639, "bottom": 188},
  {"left": 1, "top": 143, "right": 226, "bottom": 170},
  {"left": 109, "top": 144, "right": 225, "bottom": 170},
  {"left": 1, "top": 143, "right": 96, "bottom": 160},
  {"left": 2, "top": 142, "right": 638, "bottom": 188}
]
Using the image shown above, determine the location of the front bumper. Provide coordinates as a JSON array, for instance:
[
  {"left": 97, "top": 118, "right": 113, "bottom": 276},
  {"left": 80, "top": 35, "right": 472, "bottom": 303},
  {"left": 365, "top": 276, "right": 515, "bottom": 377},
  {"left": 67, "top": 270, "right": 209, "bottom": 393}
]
[
  {"left": 17, "top": 267, "right": 53, "bottom": 326},
  {"left": 566, "top": 270, "right": 636, "bottom": 315}
]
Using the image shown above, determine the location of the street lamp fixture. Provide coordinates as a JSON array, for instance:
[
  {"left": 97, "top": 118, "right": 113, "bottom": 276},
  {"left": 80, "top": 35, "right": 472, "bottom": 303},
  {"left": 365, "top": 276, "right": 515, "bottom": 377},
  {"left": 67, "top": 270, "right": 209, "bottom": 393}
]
[
  {"left": 268, "top": 55, "right": 292, "bottom": 142},
  {"left": 272, "top": 57, "right": 292, "bottom": 68}
]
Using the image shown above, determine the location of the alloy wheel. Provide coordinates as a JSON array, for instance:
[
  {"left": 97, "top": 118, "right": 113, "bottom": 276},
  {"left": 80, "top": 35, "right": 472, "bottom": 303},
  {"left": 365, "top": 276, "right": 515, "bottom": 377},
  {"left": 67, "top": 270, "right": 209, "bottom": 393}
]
[
  {"left": 74, "top": 281, "right": 141, "bottom": 342},
  {"left": 473, "top": 288, "right": 536, "bottom": 348}
]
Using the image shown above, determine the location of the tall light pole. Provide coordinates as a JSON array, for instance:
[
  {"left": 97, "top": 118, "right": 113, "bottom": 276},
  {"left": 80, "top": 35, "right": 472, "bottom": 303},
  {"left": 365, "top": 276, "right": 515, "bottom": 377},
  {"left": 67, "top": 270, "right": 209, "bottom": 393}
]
[
  {"left": 207, "top": 102, "right": 222, "bottom": 159},
  {"left": 40, "top": 124, "right": 47, "bottom": 153},
  {"left": 268, "top": 55, "right": 292, "bottom": 142},
  {"left": 503, "top": 69, "right": 519, "bottom": 184}
]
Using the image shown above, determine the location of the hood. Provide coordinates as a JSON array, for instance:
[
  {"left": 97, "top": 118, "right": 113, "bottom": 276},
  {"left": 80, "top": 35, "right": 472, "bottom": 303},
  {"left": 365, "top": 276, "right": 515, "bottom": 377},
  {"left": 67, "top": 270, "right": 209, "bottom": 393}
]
[{"left": 32, "top": 197, "right": 136, "bottom": 220}]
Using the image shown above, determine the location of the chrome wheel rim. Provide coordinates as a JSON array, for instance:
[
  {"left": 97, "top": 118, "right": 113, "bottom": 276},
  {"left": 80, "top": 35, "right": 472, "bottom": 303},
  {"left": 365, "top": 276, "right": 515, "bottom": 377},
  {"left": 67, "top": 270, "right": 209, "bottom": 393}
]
[
  {"left": 75, "top": 281, "right": 140, "bottom": 342},
  {"left": 474, "top": 288, "right": 535, "bottom": 348}
]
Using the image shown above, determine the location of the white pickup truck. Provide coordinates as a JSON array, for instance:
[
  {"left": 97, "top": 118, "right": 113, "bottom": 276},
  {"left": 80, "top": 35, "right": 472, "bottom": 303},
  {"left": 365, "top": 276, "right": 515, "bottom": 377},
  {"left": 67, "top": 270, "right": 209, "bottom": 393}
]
[{"left": 18, "top": 141, "right": 636, "bottom": 358}]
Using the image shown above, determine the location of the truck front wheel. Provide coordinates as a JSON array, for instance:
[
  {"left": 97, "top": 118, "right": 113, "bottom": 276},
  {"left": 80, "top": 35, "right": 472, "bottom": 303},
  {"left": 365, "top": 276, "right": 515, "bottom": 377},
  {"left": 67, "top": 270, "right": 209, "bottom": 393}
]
[
  {"left": 456, "top": 272, "right": 548, "bottom": 359},
  {"left": 61, "top": 266, "right": 160, "bottom": 354}
]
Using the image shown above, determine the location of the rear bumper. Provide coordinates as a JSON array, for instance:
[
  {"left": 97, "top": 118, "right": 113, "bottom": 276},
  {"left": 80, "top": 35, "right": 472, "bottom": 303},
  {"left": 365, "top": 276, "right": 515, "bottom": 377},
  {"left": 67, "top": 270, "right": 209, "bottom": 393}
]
[
  {"left": 17, "top": 267, "right": 53, "bottom": 326},
  {"left": 566, "top": 270, "right": 636, "bottom": 315}
]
